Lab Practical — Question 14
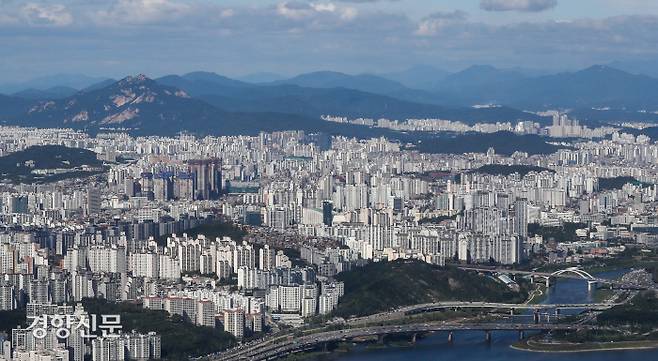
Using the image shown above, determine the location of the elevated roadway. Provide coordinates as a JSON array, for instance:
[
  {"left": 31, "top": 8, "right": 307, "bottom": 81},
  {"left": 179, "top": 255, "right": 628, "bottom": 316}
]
[{"left": 212, "top": 321, "right": 598, "bottom": 361}]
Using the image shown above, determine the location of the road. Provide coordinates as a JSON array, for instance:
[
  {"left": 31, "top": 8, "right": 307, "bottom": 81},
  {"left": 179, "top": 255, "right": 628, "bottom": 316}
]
[
  {"left": 204, "top": 268, "right": 645, "bottom": 361},
  {"left": 347, "top": 301, "right": 618, "bottom": 326},
  {"left": 211, "top": 321, "right": 598, "bottom": 361}
]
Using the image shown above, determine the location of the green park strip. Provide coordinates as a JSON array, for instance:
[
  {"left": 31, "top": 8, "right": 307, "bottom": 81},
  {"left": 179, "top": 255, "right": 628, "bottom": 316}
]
[{"left": 512, "top": 337, "right": 658, "bottom": 353}]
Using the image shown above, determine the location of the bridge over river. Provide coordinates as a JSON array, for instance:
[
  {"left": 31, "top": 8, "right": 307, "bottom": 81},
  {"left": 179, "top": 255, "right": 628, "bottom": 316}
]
[
  {"left": 211, "top": 321, "right": 598, "bottom": 361},
  {"left": 458, "top": 265, "right": 648, "bottom": 290},
  {"left": 346, "top": 301, "right": 617, "bottom": 326}
]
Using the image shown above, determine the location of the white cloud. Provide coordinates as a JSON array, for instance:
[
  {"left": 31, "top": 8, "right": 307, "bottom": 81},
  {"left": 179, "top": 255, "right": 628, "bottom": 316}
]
[
  {"left": 276, "top": 2, "right": 314, "bottom": 20},
  {"left": 276, "top": 1, "right": 357, "bottom": 21},
  {"left": 21, "top": 3, "right": 73, "bottom": 26},
  {"left": 340, "top": 7, "right": 358, "bottom": 20},
  {"left": 220, "top": 9, "right": 235, "bottom": 18},
  {"left": 335, "top": 0, "right": 398, "bottom": 2},
  {"left": 480, "top": 0, "right": 557, "bottom": 12},
  {"left": 94, "top": 0, "right": 191, "bottom": 25},
  {"left": 3, "top": 0, "right": 658, "bottom": 77},
  {"left": 415, "top": 10, "right": 467, "bottom": 36},
  {"left": 312, "top": 3, "right": 337, "bottom": 12}
]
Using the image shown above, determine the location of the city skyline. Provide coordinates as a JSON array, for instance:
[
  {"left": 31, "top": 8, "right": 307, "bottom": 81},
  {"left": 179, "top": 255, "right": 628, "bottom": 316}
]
[{"left": 2, "top": 1, "right": 658, "bottom": 361}]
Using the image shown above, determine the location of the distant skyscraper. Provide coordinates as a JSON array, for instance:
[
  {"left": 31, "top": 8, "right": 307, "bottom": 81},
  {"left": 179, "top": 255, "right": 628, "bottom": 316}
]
[
  {"left": 153, "top": 172, "right": 173, "bottom": 201},
  {"left": 188, "top": 159, "right": 222, "bottom": 200},
  {"left": 140, "top": 172, "right": 154, "bottom": 197},
  {"left": 174, "top": 173, "right": 194, "bottom": 200},
  {"left": 515, "top": 198, "right": 529, "bottom": 239},
  {"left": 87, "top": 187, "right": 101, "bottom": 216},
  {"left": 322, "top": 201, "right": 333, "bottom": 226}
]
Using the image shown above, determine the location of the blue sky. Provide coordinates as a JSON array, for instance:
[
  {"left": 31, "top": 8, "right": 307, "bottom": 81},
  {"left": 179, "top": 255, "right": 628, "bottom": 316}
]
[{"left": 1, "top": 0, "right": 658, "bottom": 82}]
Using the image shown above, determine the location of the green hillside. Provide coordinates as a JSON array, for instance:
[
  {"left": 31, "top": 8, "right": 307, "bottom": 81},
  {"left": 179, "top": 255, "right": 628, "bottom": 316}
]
[
  {"left": 334, "top": 260, "right": 527, "bottom": 317},
  {"left": 0, "top": 145, "right": 105, "bottom": 183}
]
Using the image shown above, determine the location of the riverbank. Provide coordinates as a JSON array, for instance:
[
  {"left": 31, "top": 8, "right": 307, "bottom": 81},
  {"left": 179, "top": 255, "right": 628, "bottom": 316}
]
[{"left": 512, "top": 337, "right": 658, "bottom": 353}]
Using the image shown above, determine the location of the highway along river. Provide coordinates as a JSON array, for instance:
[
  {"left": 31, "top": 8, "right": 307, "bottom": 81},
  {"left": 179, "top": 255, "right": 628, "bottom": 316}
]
[{"left": 325, "top": 269, "right": 658, "bottom": 361}]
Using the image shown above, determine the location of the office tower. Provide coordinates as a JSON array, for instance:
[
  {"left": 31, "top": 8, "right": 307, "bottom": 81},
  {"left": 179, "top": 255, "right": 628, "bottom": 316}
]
[
  {"left": 139, "top": 172, "right": 154, "bottom": 196},
  {"left": 86, "top": 187, "right": 101, "bottom": 216},
  {"left": 322, "top": 200, "right": 333, "bottom": 226},
  {"left": 515, "top": 198, "right": 529, "bottom": 238},
  {"left": 124, "top": 176, "right": 138, "bottom": 197},
  {"left": 153, "top": 172, "right": 173, "bottom": 201},
  {"left": 188, "top": 158, "right": 222, "bottom": 200},
  {"left": 174, "top": 173, "right": 194, "bottom": 200}
]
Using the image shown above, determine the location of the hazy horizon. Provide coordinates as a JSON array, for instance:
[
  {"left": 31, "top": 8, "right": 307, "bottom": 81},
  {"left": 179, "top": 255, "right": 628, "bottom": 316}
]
[
  {"left": 3, "top": 0, "right": 658, "bottom": 82},
  {"left": 0, "top": 62, "right": 653, "bottom": 90}
]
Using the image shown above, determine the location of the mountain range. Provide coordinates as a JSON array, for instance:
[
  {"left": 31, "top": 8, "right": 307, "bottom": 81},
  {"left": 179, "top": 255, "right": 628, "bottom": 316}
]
[
  {"left": 2, "top": 64, "right": 658, "bottom": 138},
  {"left": 6, "top": 75, "right": 331, "bottom": 137}
]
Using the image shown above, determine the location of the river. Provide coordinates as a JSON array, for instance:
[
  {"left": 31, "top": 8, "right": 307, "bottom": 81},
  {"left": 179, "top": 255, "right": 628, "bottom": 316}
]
[{"left": 324, "top": 269, "right": 658, "bottom": 361}]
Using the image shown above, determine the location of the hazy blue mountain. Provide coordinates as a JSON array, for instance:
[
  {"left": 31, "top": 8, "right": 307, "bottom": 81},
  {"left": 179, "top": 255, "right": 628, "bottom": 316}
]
[
  {"left": 237, "top": 72, "right": 286, "bottom": 83},
  {"left": 156, "top": 72, "right": 251, "bottom": 97},
  {"left": 2, "top": 75, "right": 386, "bottom": 137},
  {"left": 504, "top": 66, "right": 558, "bottom": 77},
  {"left": 0, "top": 94, "right": 32, "bottom": 121},
  {"left": 9, "top": 64, "right": 658, "bottom": 135},
  {"left": 508, "top": 65, "right": 658, "bottom": 109},
  {"left": 0, "top": 74, "right": 563, "bottom": 156},
  {"left": 196, "top": 85, "right": 542, "bottom": 124},
  {"left": 152, "top": 71, "right": 541, "bottom": 124},
  {"left": 82, "top": 79, "right": 117, "bottom": 92},
  {"left": 0, "top": 73, "right": 548, "bottom": 138},
  {"left": 15, "top": 75, "right": 229, "bottom": 131},
  {"left": 12, "top": 86, "right": 78, "bottom": 100},
  {"left": 273, "top": 71, "right": 411, "bottom": 95},
  {"left": 608, "top": 59, "right": 658, "bottom": 78},
  {"left": 442, "top": 65, "right": 525, "bottom": 86},
  {"left": 432, "top": 65, "right": 527, "bottom": 104},
  {"left": 0, "top": 74, "right": 110, "bottom": 94},
  {"left": 381, "top": 65, "right": 450, "bottom": 90},
  {"left": 419, "top": 64, "right": 658, "bottom": 111},
  {"left": 274, "top": 71, "right": 453, "bottom": 106}
]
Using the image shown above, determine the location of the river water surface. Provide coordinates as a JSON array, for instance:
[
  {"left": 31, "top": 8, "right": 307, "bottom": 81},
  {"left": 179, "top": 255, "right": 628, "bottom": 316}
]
[{"left": 329, "top": 269, "right": 658, "bottom": 361}]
